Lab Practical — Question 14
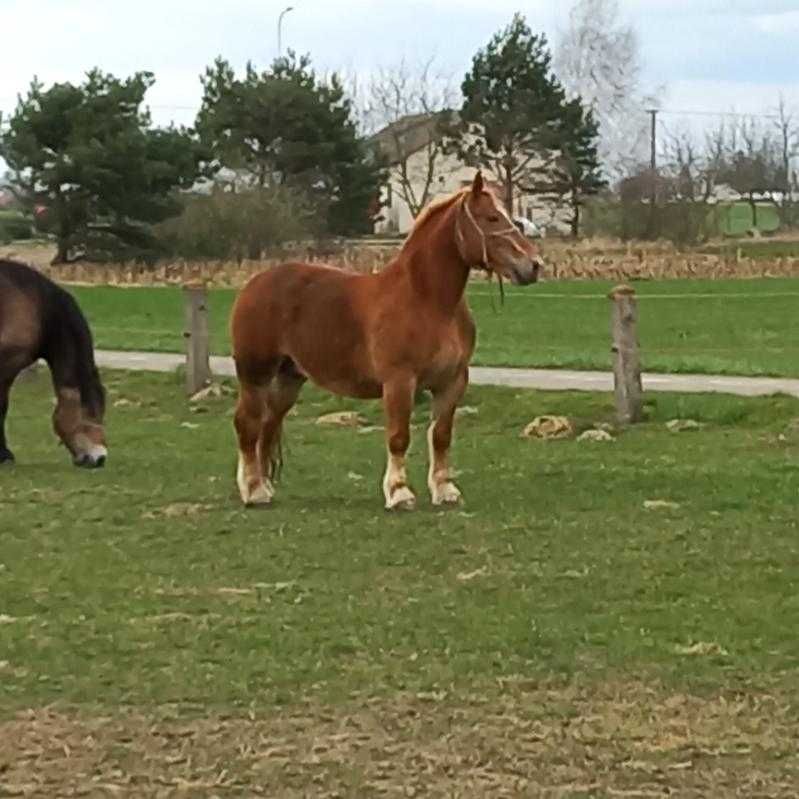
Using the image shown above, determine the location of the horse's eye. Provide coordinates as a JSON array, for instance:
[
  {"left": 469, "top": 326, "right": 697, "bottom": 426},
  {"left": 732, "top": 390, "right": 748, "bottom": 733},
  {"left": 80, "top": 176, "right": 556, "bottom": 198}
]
[{"left": 487, "top": 215, "right": 500, "bottom": 223}]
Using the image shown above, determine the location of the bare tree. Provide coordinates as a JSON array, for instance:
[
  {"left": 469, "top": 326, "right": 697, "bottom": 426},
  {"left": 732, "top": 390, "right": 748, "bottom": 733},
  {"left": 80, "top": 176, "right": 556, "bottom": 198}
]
[
  {"left": 660, "top": 126, "right": 704, "bottom": 201},
  {"left": 710, "top": 116, "right": 783, "bottom": 229},
  {"left": 773, "top": 96, "right": 799, "bottom": 218},
  {"left": 366, "top": 57, "right": 455, "bottom": 219},
  {"left": 555, "top": 0, "right": 663, "bottom": 181},
  {"left": 335, "top": 66, "right": 372, "bottom": 136}
]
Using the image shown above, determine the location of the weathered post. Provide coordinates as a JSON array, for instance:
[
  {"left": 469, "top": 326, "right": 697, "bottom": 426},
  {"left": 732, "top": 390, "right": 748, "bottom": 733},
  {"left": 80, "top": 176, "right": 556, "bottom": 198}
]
[
  {"left": 183, "top": 282, "right": 211, "bottom": 396},
  {"left": 608, "top": 284, "right": 643, "bottom": 424}
]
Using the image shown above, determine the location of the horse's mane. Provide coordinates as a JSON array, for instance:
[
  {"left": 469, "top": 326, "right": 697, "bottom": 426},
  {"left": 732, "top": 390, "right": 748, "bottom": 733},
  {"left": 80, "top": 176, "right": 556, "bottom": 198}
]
[
  {"left": 55, "top": 286, "right": 106, "bottom": 419},
  {"left": 402, "top": 188, "right": 469, "bottom": 245}
]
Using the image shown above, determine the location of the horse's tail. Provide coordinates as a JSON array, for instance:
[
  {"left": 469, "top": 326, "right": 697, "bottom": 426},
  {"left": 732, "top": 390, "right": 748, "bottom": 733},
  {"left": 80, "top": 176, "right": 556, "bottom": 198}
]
[{"left": 259, "top": 419, "right": 284, "bottom": 482}]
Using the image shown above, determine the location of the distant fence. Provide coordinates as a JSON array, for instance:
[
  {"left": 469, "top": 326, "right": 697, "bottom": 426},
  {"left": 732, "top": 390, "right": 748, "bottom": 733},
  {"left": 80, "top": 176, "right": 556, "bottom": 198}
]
[{"left": 27, "top": 244, "right": 799, "bottom": 287}]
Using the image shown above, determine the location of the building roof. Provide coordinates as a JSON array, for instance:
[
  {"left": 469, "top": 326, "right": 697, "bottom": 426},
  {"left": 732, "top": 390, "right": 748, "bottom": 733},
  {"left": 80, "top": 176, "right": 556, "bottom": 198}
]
[{"left": 369, "top": 111, "right": 454, "bottom": 165}]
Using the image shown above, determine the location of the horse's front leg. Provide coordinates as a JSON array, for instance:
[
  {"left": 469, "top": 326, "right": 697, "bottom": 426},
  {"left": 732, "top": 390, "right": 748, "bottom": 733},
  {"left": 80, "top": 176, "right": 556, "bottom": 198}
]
[
  {"left": 428, "top": 368, "right": 468, "bottom": 506},
  {"left": 0, "top": 378, "right": 14, "bottom": 464},
  {"left": 382, "top": 377, "right": 416, "bottom": 510}
]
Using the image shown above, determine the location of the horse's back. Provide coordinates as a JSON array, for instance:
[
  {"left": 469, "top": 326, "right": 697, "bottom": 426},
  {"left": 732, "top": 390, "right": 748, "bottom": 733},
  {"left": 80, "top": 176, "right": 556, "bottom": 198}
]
[
  {"left": 231, "top": 262, "right": 379, "bottom": 393},
  {"left": 0, "top": 260, "right": 47, "bottom": 366},
  {"left": 232, "top": 261, "right": 367, "bottom": 340}
]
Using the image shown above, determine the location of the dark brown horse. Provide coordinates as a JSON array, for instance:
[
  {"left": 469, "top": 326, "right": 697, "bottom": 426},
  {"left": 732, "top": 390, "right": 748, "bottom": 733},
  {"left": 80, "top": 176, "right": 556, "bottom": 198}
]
[
  {"left": 230, "top": 171, "right": 542, "bottom": 509},
  {"left": 0, "top": 259, "right": 108, "bottom": 467}
]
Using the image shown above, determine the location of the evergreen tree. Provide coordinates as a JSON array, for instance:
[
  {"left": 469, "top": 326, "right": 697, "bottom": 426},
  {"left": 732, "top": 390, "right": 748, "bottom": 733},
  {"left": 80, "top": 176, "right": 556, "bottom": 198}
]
[
  {"left": 554, "top": 99, "right": 606, "bottom": 236},
  {"left": 197, "top": 52, "right": 384, "bottom": 236},
  {"left": 449, "top": 13, "right": 602, "bottom": 221},
  {"left": 0, "top": 70, "right": 204, "bottom": 262}
]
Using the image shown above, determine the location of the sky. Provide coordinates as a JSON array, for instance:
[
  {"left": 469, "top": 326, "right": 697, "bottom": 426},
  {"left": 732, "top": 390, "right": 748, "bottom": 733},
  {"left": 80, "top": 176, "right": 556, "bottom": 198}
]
[{"left": 1, "top": 0, "right": 798, "bottom": 137}]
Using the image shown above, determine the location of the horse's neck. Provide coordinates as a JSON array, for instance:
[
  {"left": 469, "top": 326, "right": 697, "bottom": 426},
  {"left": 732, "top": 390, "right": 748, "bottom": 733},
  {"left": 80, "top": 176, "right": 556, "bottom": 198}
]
[
  {"left": 43, "top": 306, "right": 90, "bottom": 396},
  {"left": 394, "top": 208, "right": 470, "bottom": 312}
]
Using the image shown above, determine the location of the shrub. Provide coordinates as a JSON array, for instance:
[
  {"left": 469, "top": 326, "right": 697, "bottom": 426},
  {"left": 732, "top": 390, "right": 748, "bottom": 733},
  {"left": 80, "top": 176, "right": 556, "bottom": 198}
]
[
  {"left": 156, "top": 186, "right": 320, "bottom": 260},
  {"left": 0, "top": 210, "right": 33, "bottom": 242}
]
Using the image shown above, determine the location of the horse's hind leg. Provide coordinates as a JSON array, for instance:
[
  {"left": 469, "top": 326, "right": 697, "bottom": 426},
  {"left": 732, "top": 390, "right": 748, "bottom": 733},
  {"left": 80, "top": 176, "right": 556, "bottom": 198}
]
[
  {"left": 0, "top": 377, "right": 14, "bottom": 464},
  {"left": 258, "top": 361, "right": 305, "bottom": 483},
  {"left": 234, "top": 380, "right": 273, "bottom": 506}
]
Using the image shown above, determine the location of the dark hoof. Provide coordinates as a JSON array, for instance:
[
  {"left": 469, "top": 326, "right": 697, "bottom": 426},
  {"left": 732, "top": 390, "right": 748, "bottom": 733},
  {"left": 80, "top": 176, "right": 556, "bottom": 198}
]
[{"left": 0, "top": 449, "right": 15, "bottom": 465}]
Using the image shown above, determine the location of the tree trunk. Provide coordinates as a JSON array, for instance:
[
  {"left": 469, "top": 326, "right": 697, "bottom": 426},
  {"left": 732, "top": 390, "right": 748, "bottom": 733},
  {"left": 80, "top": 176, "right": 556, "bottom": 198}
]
[
  {"left": 749, "top": 195, "right": 758, "bottom": 230},
  {"left": 52, "top": 238, "right": 70, "bottom": 265},
  {"left": 503, "top": 163, "right": 514, "bottom": 214},
  {"left": 571, "top": 198, "right": 580, "bottom": 238}
]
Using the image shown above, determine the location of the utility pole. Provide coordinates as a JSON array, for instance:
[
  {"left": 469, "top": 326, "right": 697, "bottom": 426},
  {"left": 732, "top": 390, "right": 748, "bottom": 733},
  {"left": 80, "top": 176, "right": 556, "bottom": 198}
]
[
  {"left": 648, "top": 108, "right": 658, "bottom": 175},
  {"left": 647, "top": 108, "right": 658, "bottom": 237},
  {"left": 277, "top": 6, "right": 294, "bottom": 57}
]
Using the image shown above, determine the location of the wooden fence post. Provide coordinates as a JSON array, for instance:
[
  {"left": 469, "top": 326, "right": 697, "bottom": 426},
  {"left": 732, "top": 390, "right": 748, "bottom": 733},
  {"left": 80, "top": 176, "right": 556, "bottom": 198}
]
[
  {"left": 608, "top": 284, "right": 643, "bottom": 424},
  {"left": 183, "top": 283, "right": 211, "bottom": 396}
]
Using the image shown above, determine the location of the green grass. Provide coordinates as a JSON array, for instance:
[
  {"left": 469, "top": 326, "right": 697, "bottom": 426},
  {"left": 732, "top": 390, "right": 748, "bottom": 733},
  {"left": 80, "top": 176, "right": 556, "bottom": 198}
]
[
  {"left": 716, "top": 201, "right": 781, "bottom": 236},
  {"left": 70, "top": 277, "right": 799, "bottom": 377},
  {"left": 2, "top": 369, "right": 799, "bottom": 717}
]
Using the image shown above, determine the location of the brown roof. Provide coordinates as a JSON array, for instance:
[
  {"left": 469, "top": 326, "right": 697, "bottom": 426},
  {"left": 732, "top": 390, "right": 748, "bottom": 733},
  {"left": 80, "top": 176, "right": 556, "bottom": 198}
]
[{"left": 369, "top": 112, "right": 454, "bottom": 165}]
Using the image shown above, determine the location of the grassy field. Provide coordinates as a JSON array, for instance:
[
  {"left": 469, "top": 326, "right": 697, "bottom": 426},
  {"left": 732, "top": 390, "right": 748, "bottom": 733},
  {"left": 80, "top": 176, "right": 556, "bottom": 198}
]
[
  {"left": 69, "top": 276, "right": 799, "bottom": 377},
  {"left": 716, "top": 202, "right": 781, "bottom": 236},
  {"left": 1, "top": 369, "right": 799, "bottom": 794}
]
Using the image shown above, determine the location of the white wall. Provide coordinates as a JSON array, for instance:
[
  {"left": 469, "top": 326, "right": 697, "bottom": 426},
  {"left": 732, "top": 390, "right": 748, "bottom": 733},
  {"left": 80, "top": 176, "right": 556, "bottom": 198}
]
[{"left": 374, "top": 146, "right": 573, "bottom": 235}]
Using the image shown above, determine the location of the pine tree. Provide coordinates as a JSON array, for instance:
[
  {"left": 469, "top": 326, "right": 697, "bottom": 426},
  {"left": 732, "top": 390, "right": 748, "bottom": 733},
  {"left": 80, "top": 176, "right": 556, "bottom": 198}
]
[
  {"left": 0, "top": 70, "right": 204, "bottom": 262},
  {"left": 197, "top": 52, "right": 384, "bottom": 236},
  {"left": 449, "top": 13, "right": 602, "bottom": 223},
  {"left": 450, "top": 14, "right": 565, "bottom": 211},
  {"left": 554, "top": 99, "right": 606, "bottom": 236}
]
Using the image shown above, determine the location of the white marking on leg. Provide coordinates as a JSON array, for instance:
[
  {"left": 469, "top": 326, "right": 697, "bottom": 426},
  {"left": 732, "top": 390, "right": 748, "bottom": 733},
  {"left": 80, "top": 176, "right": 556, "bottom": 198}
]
[
  {"left": 383, "top": 452, "right": 415, "bottom": 510},
  {"left": 237, "top": 453, "right": 274, "bottom": 506},
  {"left": 427, "top": 421, "right": 463, "bottom": 506}
]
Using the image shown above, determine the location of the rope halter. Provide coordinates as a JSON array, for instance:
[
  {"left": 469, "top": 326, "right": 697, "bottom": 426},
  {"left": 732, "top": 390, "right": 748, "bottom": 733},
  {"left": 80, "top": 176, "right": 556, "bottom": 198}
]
[{"left": 454, "top": 192, "right": 530, "bottom": 275}]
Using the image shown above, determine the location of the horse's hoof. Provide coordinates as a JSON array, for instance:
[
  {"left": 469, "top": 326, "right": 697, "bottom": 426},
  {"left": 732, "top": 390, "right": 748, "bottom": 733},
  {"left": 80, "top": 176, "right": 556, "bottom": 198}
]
[
  {"left": 0, "top": 449, "right": 15, "bottom": 465},
  {"left": 385, "top": 485, "right": 416, "bottom": 511},
  {"left": 242, "top": 482, "right": 274, "bottom": 507},
  {"left": 431, "top": 482, "right": 463, "bottom": 506}
]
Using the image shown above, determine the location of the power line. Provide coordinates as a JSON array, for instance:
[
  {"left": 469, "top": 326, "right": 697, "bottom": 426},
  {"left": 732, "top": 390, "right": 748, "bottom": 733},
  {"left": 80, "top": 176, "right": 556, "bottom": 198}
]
[{"left": 655, "top": 108, "right": 784, "bottom": 121}]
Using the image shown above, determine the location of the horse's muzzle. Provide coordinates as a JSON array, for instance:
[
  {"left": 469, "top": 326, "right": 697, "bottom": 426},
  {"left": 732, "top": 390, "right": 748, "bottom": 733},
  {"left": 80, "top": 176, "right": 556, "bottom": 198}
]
[
  {"left": 74, "top": 449, "right": 108, "bottom": 469},
  {"left": 508, "top": 258, "right": 543, "bottom": 286}
]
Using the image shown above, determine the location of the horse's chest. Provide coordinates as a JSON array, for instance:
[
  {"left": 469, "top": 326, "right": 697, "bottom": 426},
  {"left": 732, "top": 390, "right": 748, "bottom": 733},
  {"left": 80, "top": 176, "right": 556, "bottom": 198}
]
[{"left": 421, "top": 337, "right": 469, "bottom": 387}]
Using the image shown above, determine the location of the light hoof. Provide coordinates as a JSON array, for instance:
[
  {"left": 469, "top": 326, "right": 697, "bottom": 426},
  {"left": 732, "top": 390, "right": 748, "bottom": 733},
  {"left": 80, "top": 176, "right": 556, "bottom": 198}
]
[
  {"left": 242, "top": 481, "right": 274, "bottom": 507},
  {"left": 431, "top": 481, "right": 463, "bottom": 506},
  {"left": 385, "top": 485, "right": 416, "bottom": 511}
]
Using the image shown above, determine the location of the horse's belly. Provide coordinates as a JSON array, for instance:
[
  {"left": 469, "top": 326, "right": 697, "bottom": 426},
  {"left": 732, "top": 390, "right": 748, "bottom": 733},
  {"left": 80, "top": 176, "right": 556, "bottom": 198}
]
[{"left": 310, "top": 375, "right": 383, "bottom": 400}]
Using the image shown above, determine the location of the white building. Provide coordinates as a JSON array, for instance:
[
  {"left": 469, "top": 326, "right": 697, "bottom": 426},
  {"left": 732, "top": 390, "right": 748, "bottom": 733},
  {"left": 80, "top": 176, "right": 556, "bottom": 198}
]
[{"left": 370, "top": 113, "right": 572, "bottom": 236}]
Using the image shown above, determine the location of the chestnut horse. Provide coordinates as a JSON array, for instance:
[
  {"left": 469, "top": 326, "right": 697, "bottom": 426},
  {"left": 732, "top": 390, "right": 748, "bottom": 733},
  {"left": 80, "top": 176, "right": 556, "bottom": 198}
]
[
  {"left": 0, "top": 259, "right": 108, "bottom": 467},
  {"left": 230, "top": 171, "right": 542, "bottom": 509}
]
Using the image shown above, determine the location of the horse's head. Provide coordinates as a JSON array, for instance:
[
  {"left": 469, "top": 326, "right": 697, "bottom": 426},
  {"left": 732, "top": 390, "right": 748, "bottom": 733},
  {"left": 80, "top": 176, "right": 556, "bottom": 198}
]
[
  {"left": 456, "top": 171, "right": 544, "bottom": 285},
  {"left": 53, "top": 376, "right": 108, "bottom": 469}
]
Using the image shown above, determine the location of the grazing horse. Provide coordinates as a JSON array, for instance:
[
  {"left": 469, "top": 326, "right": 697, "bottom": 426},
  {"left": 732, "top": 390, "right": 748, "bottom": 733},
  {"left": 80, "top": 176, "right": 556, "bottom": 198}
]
[
  {"left": 230, "top": 171, "right": 543, "bottom": 509},
  {"left": 0, "top": 259, "right": 108, "bottom": 467}
]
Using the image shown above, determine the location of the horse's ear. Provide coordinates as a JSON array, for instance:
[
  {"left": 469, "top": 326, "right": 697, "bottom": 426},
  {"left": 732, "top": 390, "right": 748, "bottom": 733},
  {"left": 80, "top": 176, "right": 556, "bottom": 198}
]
[{"left": 471, "top": 170, "right": 485, "bottom": 195}]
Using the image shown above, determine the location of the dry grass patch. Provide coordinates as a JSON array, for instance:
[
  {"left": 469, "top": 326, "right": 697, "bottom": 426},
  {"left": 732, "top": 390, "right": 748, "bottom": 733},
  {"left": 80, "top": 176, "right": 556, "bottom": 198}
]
[{"left": 1, "top": 682, "right": 797, "bottom": 797}]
